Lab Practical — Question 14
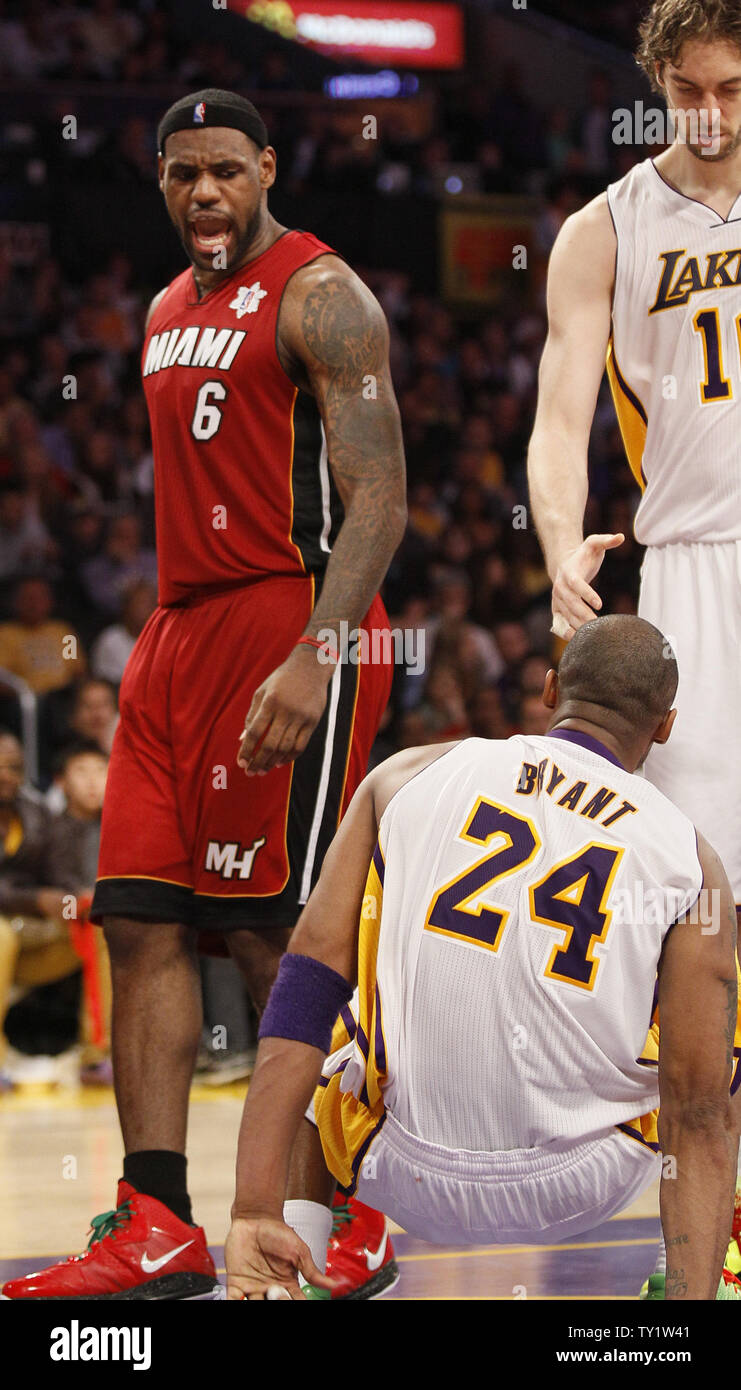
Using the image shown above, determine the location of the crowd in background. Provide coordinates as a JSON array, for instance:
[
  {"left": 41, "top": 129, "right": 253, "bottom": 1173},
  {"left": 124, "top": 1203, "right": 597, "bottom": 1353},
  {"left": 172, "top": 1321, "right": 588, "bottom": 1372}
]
[
  {"left": 0, "top": 0, "right": 648, "bottom": 202},
  {"left": 0, "top": 0, "right": 649, "bottom": 1080},
  {"left": 533, "top": 0, "right": 648, "bottom": 49},
  {"left": 0, "top": 0, "right": 648, "bottom": 83}
]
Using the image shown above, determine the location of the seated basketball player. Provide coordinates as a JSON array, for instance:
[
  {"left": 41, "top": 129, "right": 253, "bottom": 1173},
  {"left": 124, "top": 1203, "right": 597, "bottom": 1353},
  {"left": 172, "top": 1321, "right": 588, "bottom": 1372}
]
[{"left": 224, "top": 616, "right": 741, "bottom": 1301}]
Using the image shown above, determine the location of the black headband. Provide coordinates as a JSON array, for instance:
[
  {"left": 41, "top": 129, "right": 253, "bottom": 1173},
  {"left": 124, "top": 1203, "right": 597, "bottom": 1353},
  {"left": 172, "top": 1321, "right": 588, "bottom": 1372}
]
[{"left": 157, "top": 89, "right": 268, "bottom": 156}]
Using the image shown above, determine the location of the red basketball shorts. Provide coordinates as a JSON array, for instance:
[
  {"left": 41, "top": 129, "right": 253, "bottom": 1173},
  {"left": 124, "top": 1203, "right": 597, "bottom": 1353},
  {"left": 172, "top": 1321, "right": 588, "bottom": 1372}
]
[{"left": 91, "top": 577, "right": 392, "bottom": 931}]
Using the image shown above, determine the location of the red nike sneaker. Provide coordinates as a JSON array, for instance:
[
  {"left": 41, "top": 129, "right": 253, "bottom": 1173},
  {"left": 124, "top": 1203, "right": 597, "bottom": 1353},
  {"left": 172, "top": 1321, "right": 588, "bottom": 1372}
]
[
  {"left": 1, "top": 1181, "right": 223, "bottom": 1300},
  {"left": 325, "top": 1195, "right": 399, "bottom": 1300}
]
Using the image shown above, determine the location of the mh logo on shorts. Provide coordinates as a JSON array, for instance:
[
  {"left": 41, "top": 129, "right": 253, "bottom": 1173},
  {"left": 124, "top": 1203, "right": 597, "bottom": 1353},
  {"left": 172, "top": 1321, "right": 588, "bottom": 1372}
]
[{"left": 205, "top": 836, "right": 266, "bottom": 880}]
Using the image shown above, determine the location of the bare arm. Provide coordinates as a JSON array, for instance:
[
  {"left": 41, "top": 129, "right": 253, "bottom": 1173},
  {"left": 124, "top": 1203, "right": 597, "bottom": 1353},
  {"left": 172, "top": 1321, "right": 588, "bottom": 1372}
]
[
  {"left": 236, "top": 256, "right": 407, "bottom": 776},
  {"left": 527, "top": 195, "right": 622, "bottom": 636},
  {"left": 232, "top": 742, "right": 457, "bottom": 1218},
  {"left": 231, "top": 770, "right": 380, "bottom": 1232},
  {"left": 279, "top": 256, "right": 407, "bottom": 649},
  {"left": 657, "top": 833, "right": 739, "bottom": 1300}
]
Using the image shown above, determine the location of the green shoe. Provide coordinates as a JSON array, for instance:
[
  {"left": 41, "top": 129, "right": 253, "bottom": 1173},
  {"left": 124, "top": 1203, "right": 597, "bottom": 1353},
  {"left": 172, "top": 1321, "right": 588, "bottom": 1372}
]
[{"left": 639, "top": 1273, "right": 665, "bottom": 1300}]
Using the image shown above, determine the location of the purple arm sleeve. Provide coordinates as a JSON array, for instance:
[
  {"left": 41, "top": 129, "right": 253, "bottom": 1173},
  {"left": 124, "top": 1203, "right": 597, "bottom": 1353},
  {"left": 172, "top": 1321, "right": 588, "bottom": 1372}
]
[{"left": 258, "top": 952, "right": 353, "bottom": 1054}]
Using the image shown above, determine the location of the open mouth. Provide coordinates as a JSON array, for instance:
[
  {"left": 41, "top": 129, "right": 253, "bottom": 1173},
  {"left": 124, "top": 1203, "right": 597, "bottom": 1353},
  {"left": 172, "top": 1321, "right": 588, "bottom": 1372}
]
[{"left": 189, "top": 215, "right": 233, "bottom": 255}]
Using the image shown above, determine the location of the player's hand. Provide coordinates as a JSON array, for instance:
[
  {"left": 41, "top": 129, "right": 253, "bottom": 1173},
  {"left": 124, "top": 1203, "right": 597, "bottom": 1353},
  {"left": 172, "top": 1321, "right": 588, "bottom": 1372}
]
[
  {"left": 237, "top": 646, "right": 335, "bottom": 775},
  {"left": 224, "top": 1215, "right": 335, "bottom": 1300},
  {"left": 551, "top": 533, "right": 624, "bottom": 640}
]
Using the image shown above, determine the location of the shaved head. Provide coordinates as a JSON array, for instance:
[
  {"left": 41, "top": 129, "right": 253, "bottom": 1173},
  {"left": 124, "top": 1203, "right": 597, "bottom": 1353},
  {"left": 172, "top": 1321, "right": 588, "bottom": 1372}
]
[{"left": 558, "top": 616, "right": 678, "bottom": 734}]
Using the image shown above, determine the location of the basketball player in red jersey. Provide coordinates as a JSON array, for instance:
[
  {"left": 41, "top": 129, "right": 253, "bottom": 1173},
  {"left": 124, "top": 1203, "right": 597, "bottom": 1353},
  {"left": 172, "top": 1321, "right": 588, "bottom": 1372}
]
[{"left": 1, "top": 90, "right": 406, "bottom": 1301}]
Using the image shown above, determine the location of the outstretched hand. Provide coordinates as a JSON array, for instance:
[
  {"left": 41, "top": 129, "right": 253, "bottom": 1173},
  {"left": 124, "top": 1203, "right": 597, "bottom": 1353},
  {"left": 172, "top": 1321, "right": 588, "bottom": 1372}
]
[{"left": 551, "top": 533, "right": 624, "bottom": 640}]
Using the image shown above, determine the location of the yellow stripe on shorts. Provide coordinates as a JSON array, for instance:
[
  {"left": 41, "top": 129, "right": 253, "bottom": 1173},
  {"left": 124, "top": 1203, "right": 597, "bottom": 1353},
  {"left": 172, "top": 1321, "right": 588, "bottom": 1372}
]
[{"left": 314, "top": 840, "right": 389, "bottom": 1193}]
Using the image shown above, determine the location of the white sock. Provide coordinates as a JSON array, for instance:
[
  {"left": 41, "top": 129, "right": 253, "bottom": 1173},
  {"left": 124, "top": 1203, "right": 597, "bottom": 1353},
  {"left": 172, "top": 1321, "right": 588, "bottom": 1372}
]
[{"left": 283, "top": 1199, "right": 333, "bottom": 1275}]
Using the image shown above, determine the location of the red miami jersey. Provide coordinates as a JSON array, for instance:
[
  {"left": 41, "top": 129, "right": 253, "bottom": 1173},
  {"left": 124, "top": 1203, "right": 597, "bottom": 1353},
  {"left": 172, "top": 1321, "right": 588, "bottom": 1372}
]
[{"left": 142, "top": 229, "right": 344, "bottom": 606}]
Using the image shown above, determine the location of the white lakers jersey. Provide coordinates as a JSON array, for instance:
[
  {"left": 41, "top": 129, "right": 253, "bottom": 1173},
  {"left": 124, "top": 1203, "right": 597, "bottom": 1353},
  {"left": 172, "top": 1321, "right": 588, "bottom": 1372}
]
[
  {"left": 606, "top": 158, "right": 741, "bottom": 544},
  {"left": 340, "top": 732, "right": 703, "bottom": 1153}
]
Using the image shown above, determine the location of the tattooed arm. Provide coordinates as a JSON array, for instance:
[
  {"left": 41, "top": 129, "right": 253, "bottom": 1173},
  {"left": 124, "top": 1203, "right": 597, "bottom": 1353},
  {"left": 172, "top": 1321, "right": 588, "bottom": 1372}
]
[
  {"left": 281, "top": 256, "right": 406, "bottom": 640},
  {"left": 237, "top": 256, "right": 406, "bottom": 775},
  {"left": 656, "top": 832, "right": 739, "bottom": 1300}
]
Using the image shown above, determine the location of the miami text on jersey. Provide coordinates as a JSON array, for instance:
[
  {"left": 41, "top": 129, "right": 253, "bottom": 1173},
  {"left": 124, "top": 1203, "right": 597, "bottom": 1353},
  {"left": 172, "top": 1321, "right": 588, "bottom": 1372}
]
[{"left": 143, "top": 326, "right": 246, "bottom": 376}]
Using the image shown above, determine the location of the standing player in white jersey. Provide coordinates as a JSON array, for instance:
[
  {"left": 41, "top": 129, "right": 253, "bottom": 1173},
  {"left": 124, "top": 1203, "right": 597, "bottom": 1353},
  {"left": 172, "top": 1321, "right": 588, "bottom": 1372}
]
[
  {"left": 221, "top": 617, "right": 741, "bottom": 1301},
  {"left": 528, "top": 0, "right": 741, "bottom": 914}
]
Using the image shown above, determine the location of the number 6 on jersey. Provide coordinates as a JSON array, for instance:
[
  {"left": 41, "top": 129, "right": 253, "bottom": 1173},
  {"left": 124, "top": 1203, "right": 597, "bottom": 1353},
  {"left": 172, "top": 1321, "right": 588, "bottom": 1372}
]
[{"left": 191, "top": 380, "right": 227, "bottom": 440}]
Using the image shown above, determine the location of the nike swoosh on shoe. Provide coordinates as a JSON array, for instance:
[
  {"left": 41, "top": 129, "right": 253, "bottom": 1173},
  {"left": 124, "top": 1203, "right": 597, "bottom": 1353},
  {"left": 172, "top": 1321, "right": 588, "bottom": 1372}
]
[{"left": 140, "top": 1239, "right": 194, "bottom": 1274}]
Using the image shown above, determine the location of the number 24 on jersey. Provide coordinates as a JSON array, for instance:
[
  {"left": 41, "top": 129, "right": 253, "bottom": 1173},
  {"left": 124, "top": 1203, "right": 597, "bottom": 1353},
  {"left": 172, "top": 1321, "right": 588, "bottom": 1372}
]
[{"left": 424, "top": 796, "right": 623, "bottom": 992}]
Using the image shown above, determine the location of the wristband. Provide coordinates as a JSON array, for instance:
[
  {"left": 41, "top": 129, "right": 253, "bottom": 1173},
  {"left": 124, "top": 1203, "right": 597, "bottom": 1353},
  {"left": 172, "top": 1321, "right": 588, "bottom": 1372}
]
[
  {"left": 259, "top": 953, "right": 353, "bottom": 1053},
  {"left": 296, "top": 634, "right": 340, "bottom": 663}
]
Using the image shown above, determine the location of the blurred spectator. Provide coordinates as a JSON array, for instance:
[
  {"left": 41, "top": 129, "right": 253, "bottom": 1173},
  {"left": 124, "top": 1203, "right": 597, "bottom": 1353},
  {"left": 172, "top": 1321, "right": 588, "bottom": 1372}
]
[
  {"left": 426, "top": 572, "right": 505, "bottom": 688},
  {"left": 407, "top": 482, "right": 449, "bottom": 547},
  {"left": 47, "top": 740, "right": 111, "bottom": 1082},
  {"left": 66, "top": 678, "right": 118, "bottom": 756},
  {"left": 520, "top": 653, "right": 552, "bottom": 695},
  {"left": 83, "top": 274, "right": 137, "bottom": 354},
  {"left": 76, "top": 0, "right": 142, "bottom": 79},
  {"left": 110, "top": 117, "right": 158, "bottom": 183},
  {"left": 0, "top": 248, "right": 35, "bottom": 337},
  {"left": 80, "top": 512, "right": 157, "bottom": 617},
  {"left": 47, "top": 740, "right": 107, "bottom": 875},
  {"left": 518, "top": 691, "right": 553, "bottom": 736},
  {"left": 42, "top": 677, "right": 118, "bottom": 807},
  {"left": 77, "top": 428, "right": 131, "bottom": 506},
  {"left": 535, "top": 177, "right": 586, "bottom": 256},
  {"left": 470, "top": 684, "right": 512, "bottom": 740},
  {"left": 0, "top": 730, "right": 80, "bottom": 1082},
  {"left": 417, "top": 663, "right": 470, "bottom": 740},
  {"left": 0, "top": 731, "right": 64, "bottom": 918},
  {"left": 0, "top": 365, "right": 37, "bottom": 457},
  {"left": 576, "top": 69, "right": 615, "bottom": 179},
  {"left": 0, "top": 3, "right": 65, "bottom": 79},
  {"left": 492, "top": 619, "right": 532, "bottom": 670},
  {"left": 90, "top": 579, "right": 157, "bottom": 684},
  {"left": 545, "top": 106, "right": 579, "bottom": 174},
  {"left": 0, "top": 577, "right": 84, "bottom": 696},
  {"left": 397, "top": 708, "right": 436, "bottom": 748},
  {"left": 488, "top": 64, "right": 546, "bottom": 174},
  {"left": 0, "top": 482, "right": 52, "bottom": 581}
]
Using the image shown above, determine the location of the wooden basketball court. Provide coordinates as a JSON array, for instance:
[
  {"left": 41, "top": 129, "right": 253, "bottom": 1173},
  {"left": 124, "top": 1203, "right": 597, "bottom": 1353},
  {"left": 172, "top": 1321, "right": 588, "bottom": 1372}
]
[{"left": 0, "top": 1079, "right": 659, "bottom": 1300}]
